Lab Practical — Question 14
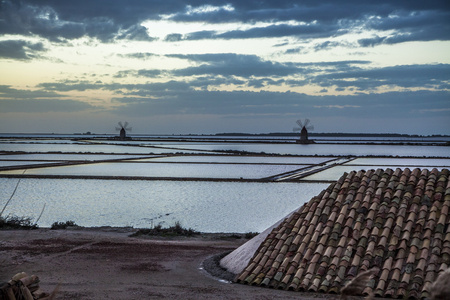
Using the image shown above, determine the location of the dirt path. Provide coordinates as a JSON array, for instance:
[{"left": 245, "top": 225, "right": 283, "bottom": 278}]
[{"left": 1, "top": 228, "right": 339, "bottom": 299}]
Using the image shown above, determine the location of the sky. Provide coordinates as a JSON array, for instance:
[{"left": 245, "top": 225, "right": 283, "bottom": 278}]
[{"left": 0, "top": 0, "right": 449, "bottom": 135}]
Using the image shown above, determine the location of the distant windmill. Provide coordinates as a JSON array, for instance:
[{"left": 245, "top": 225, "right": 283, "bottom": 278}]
[
  {"left": 293, "top": 118, "right": 314, "bottom": 144},
  {"left": 116, "top": 121, "right": 132, "bottom": 140}
]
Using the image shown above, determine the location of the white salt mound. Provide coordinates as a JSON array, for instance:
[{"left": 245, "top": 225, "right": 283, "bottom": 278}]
[{"left": 220, "top": 218, "right": 285, "bottom": 275}]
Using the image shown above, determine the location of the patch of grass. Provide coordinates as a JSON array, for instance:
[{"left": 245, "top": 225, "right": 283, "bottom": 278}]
[
  {"left": 244, "top": 232, "right": 259, "bottom": 239},
  {"left": 51, "top": 220, "right": 78, "bottom": 230},
  {"left": 0, "top": 215, "right": 38, "bottom": 230},
  {"left": 131, "top": 221, "right": 199, "bottom": 237},
  {"left": 218, "top": 232, "right": 260, "bottom": 240}
]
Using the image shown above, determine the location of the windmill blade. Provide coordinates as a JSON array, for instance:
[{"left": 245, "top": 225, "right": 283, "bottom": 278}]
[
  {"left": 115, "top": 127, "right": 121, "bottom": 131},
  {"left": 303, "top": 119, "right": 310, "bottom": 127},
  {"left": 306, "top": 125, "right": 314, "bottom": 131},
  {"left": 123, "top": 121, "right": 128, "bottom": 128},
  {"left": 293, "top": 127, "right": 301, "bottom": 132},
  {"left": 127, "top": 127, "right": 132, "bottom": 132},
  {"left": 296, "top": 119, "right": 304, "bottom": 128},
  {"left": 118, "top": 121, "right": 124, "bottom": 128}
]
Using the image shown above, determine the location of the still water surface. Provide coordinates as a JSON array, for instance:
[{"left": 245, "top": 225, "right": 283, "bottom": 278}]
[{"left": 0, "top": 178, "right": 328, "bottom": 233}]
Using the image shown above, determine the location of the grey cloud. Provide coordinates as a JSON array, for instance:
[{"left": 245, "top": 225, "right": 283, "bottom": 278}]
[
  {"left": 2, "top": 0, "right": 449, "bottom": 45},
  {"left": 165, "top": 54, "right": 371, "bottom": 79},
  {"left": 247, "top": 78, "right": 284, "bottom": 88},
  {"left": 189, "top": 76, "right": 246, "bottom": 87},
  {"left": 0, "top": 40, "right": 46, "bottom": 60},
  {"left": 0, "top": 99, "right": 94, "bottom": 113},
  {"left": 116, "top": 25, "right": 157, "bottom": 41},
  {"left": 170, "top": 1, "right": 450, "bottom": 44},
  {"left": 285, "top": 47, "right": 304, "bottom": 54},
  {"left": 358, "top": 10, "right": 450, "bottom": 47},
  {"left": 109, "top": 88, "right": 450, "bottom": 122},
  {"left": 0, "top": 2, "right": 85, "bottom": 42},
  {"left": 183, "top": 22, "right": 344, "bottom": 41},
  {"left": 0, "top": 85, "right": 59, "bottom": 98},
  {"left": 117, "top": 52, "right": 159, "bottom": 59},
  {"left": 0, "top": 84, "right": 95, "bottom": 113},
  {"left": 214, "top": 23, "right": 342, "bottom": 40},
  {"left": 37, "top": 81, "right": 103, "bottom": 92},
  {"left": 114, "top": 69, "right": 162, "bottom": 79},
  {"left": 123, "top": 81, "right": 193, "bottom": 96},
  {"left": 357, "top": 36, "right": 386, "bottom": 47},
  {"left": 167, "top": 53, "right": 303, "bottom": 77},
  {"left": 0, "top": 0, "right": 157, "bottom": 42},
  {"left": 136, "top": 69, "right": 163, "bottom": 78},
  {"left": 311, "top": 64, "right": 450, "bottom": 89},
  {"left": 36, "top": 61, "right": 446, "bottom": 96},
  {"left": 164, "top": 33, "right": 183, "bottom": 42},
  {"left": 313, "top": 41, "right": 349, "bottom": 52}
]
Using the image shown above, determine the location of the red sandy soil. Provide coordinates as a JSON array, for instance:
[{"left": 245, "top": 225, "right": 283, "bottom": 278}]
[{"left": 0, "top": 228, "right": 340, "bottom": 300}]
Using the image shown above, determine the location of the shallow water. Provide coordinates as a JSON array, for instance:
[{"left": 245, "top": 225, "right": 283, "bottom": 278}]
[
  {"left": 1, "top": 138, "right": 449, "bottom": 233},
  {"left": 2, "top": 162, "right": 305, "bottom": 179},
  {"left": 2, "top": 140, "right": 449, "bottom": 157},
  {"left": 0, "top": 178, "right": 328, "bottom": 232},
  {"left": 144, "top": 155, "right": 332, "bottom": 164},
  {"left": 0, "top": 153, "right": 158, "bottom": 161},
  {"left": 0, "top": 143, "right": 207, "bottom": 154},
  {"left": 345, "top": 157, "right": 450, "bottom": 166},
  {"left": 144, "top": 143, "right": 450, "bottom": 157}
]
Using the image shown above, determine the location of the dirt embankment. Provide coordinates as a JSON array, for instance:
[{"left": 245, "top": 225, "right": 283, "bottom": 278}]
[{"left": 0, "top": 228, "right": 338, "bottom": 300}]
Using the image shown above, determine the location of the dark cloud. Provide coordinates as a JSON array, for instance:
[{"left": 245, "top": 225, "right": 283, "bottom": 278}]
[
  {"left": 0, "top": 85, "right": 59, "bottom": 98},
  {"left": 311, "top": 64, "right": 450, "bottom": 90},
  {"left": 168, "top": 1, "right": 450, "bottom": 44},
  {"left": 164, "top": 33, "right": 183, "bottom": 42},
  {"left": 136, "top": 70, "right": 163, "bottom": 78},
  {"left": 285, "top": 47, "right": 304, "bottom": 54},
  {"left": 313, "top": 41, "right": 348, "bottom": 52},
  {"left": 109, "top": 87, "right": 450, "bottom": 123},
  {"left": 164, "top": 55, "right": 371, "bottom": 81},
  {"left": 188, "top": 76, "right": 246, "bottom": 88},
  {"left": 122, "top": 81, "right": 193, "bottom": 97},
  {"left": 113, "top": 68, "right": 163, "bottom": 79},
  {"left": 0, "top": 99, "right": 94, "bottom": 113},
  {"left": 117, "top": 52, "right": 159, "bottom": 59},
  {"left": 0, "top": 40, "right": 46, "bottom": 60},
  {"left": 247, "top": 78, "right": 284, "bottom": 88},
  {"left": 1, "top": 0, "right": 448, "bottom": 45},
  {"left": 116, "top": 25, "right": 157, "bottom": 41},
  {"left": 0, "top": 0, "right": 158, "bottom": 42},
  {"left": 0, "top": 85, "right": 93, "bottom": 112},
  {"left": 37, "top": 80, "right": 111, "bottom": 92},
  {"left": 186, "top": 23, "right": 344, "bottom": 41},
  {"left": 37, "top": 59, "right": 446, "bottom": 95},
  {"left": 36, "top": 59, "right": 446, "bottom": 95},
  {"left": 167, "top": 53, "right": 303, "bottom": 77},
  {"left": 358, "top": 10, "right": 450, "bottom": 46}
]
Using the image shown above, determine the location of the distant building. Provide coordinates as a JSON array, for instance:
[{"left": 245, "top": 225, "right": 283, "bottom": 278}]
[
  {"left": 300, "top": 126, "right": 308, "bottom": 142},
  {"left": 294, "top": 119, "right": 315, "bottom": 144},
  {"left": 115, "top": 121, "right": 132, "bottom": 140},
  {"left": 119, "top": 128, "right": 126, "bottom": 140}
]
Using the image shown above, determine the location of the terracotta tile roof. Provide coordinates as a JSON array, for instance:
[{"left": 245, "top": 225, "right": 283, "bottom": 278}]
[{"left": 236, "top": 168, "right": 450, "bottom": 299}]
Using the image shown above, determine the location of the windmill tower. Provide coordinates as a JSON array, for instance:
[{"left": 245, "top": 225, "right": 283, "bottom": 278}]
[
  {"left": 115, "top": 121, "right": 132, "bottom": 140},
  {"left": 293, "top": 119, "right": 314, "bottom": 144}
]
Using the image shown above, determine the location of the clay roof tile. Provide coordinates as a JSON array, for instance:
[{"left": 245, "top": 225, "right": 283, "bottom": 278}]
[{"left": 236, "top": 168, "right": 450, "bottom": 299}]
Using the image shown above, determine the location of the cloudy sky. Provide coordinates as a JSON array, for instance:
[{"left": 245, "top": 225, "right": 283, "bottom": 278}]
[{"left": 0, "top": 0, "right": 449, "bottom": 135}]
